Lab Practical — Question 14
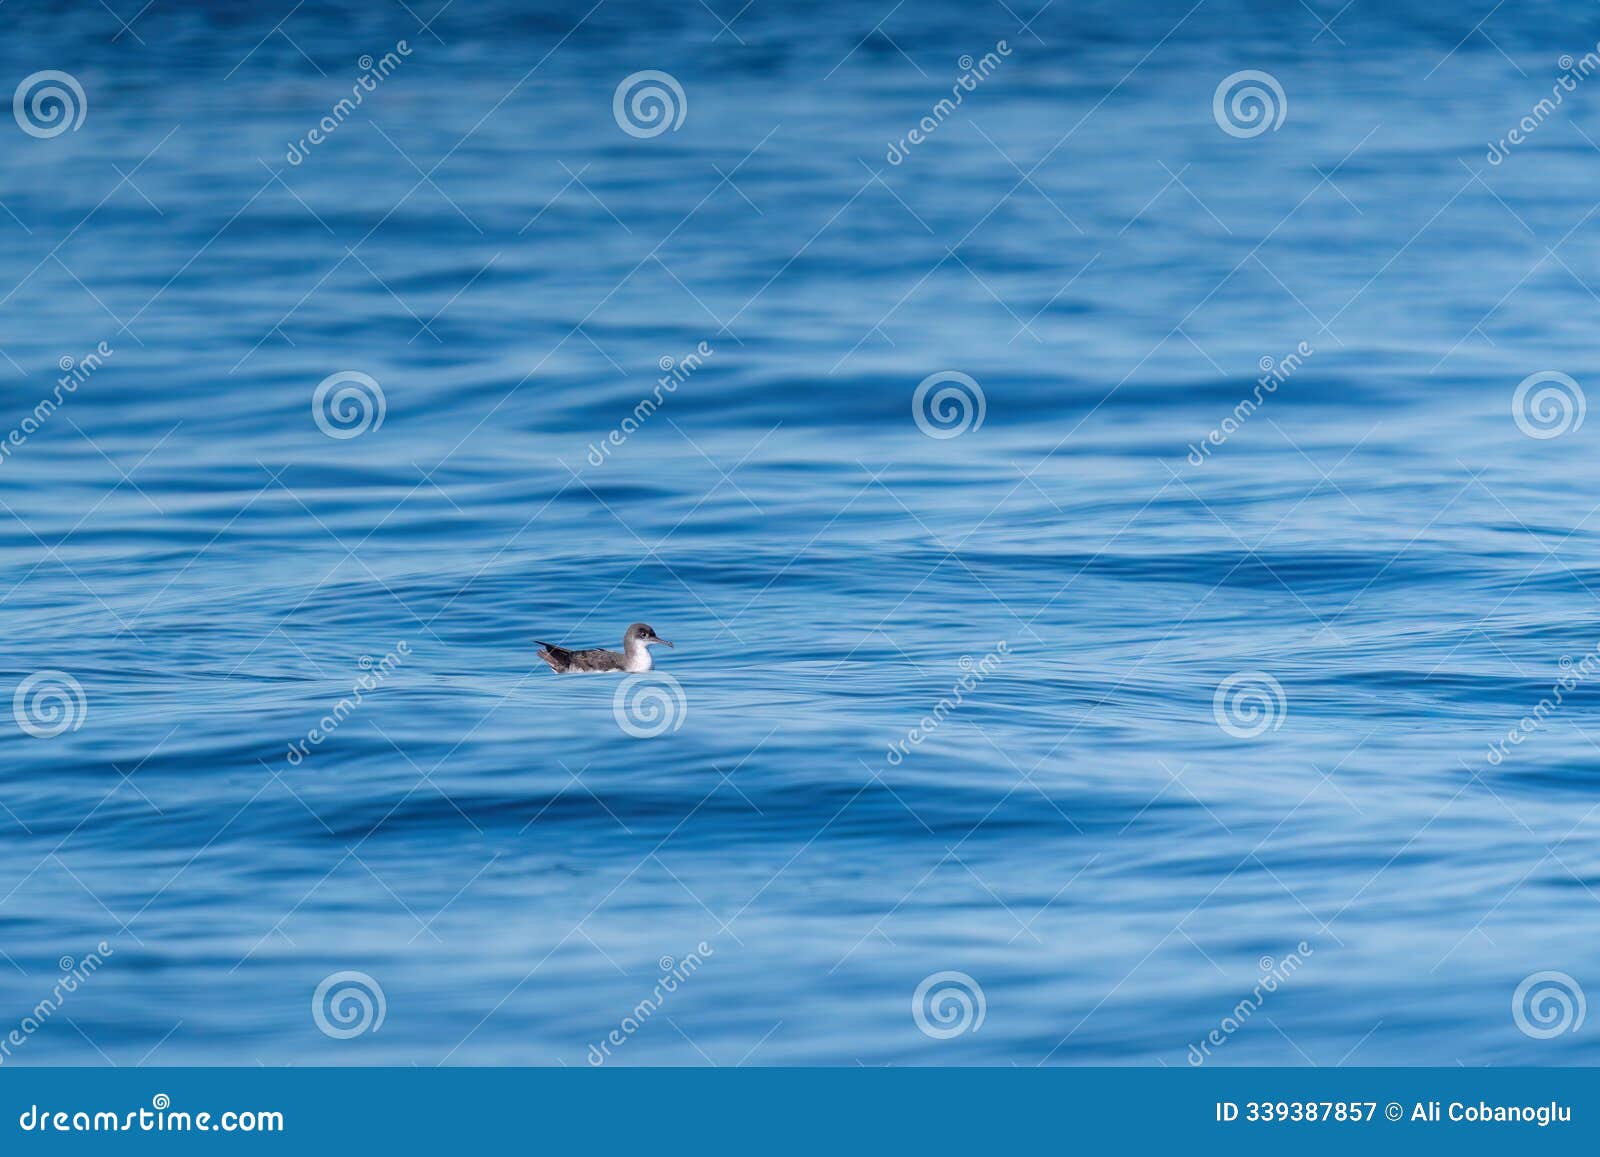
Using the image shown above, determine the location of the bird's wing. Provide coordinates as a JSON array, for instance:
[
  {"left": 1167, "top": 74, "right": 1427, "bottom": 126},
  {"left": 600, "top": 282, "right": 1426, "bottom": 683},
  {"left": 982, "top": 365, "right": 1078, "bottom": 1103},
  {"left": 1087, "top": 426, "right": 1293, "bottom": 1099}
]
[{"left": 566, "top": 648, "right": 625, "bottom": 671}]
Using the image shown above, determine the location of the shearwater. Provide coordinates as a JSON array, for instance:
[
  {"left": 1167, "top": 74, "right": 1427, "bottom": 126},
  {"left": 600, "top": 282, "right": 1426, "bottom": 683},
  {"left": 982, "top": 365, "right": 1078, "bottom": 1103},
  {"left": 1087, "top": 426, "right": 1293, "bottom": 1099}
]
[{"left": 536, "top": 623, "right": 674, "bottom": 673}]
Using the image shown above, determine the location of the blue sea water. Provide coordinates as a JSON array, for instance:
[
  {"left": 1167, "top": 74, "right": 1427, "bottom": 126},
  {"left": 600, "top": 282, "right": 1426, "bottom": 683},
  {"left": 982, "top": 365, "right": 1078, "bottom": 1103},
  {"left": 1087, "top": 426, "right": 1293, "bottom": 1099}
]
[{"left": 2, "top": 0, "right": 1600, "bottom": 1066}]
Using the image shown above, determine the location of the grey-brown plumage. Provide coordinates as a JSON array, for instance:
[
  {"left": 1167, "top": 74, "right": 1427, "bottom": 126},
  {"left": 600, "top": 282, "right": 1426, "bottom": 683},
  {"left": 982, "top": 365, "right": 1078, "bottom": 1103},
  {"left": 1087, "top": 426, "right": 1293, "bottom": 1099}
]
[{"left": 536, "top": 623, "right": 673, "bottom": 674}]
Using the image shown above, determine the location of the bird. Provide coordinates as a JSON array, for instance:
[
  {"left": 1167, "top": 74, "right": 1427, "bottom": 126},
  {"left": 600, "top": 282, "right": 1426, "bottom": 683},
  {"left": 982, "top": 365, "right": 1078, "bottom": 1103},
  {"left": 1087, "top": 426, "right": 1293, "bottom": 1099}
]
[{"left": 536, "top": 623, "right": 674, "bottom": 674}]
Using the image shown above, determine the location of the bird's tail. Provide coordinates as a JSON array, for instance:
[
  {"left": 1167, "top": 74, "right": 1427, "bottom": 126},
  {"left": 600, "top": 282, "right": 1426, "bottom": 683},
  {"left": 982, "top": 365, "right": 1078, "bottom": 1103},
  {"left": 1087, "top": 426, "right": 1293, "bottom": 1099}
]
[{"left": 535, "top": 641, "right": 571, "bottom": 673}]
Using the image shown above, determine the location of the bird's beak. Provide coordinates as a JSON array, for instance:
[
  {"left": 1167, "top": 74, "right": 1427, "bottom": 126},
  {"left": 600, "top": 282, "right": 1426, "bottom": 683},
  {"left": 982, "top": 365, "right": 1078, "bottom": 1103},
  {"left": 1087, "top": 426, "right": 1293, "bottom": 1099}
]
[{"left": 657, "top": 638, "right": 674, "bottom": 648}]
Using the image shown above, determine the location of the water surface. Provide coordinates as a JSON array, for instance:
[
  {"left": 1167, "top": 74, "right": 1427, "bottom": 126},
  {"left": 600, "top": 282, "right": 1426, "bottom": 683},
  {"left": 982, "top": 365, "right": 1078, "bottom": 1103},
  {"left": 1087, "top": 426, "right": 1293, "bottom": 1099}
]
[{"left": 2, "top": 0, "right": 1599, "bottom": 1065}]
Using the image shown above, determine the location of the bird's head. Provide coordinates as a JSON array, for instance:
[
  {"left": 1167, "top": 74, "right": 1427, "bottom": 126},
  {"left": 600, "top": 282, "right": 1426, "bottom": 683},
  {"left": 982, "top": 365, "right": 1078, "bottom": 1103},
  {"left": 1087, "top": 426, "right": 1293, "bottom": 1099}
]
[{"left": 624, "top": 623, "right": 673, "bottom": 651}]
